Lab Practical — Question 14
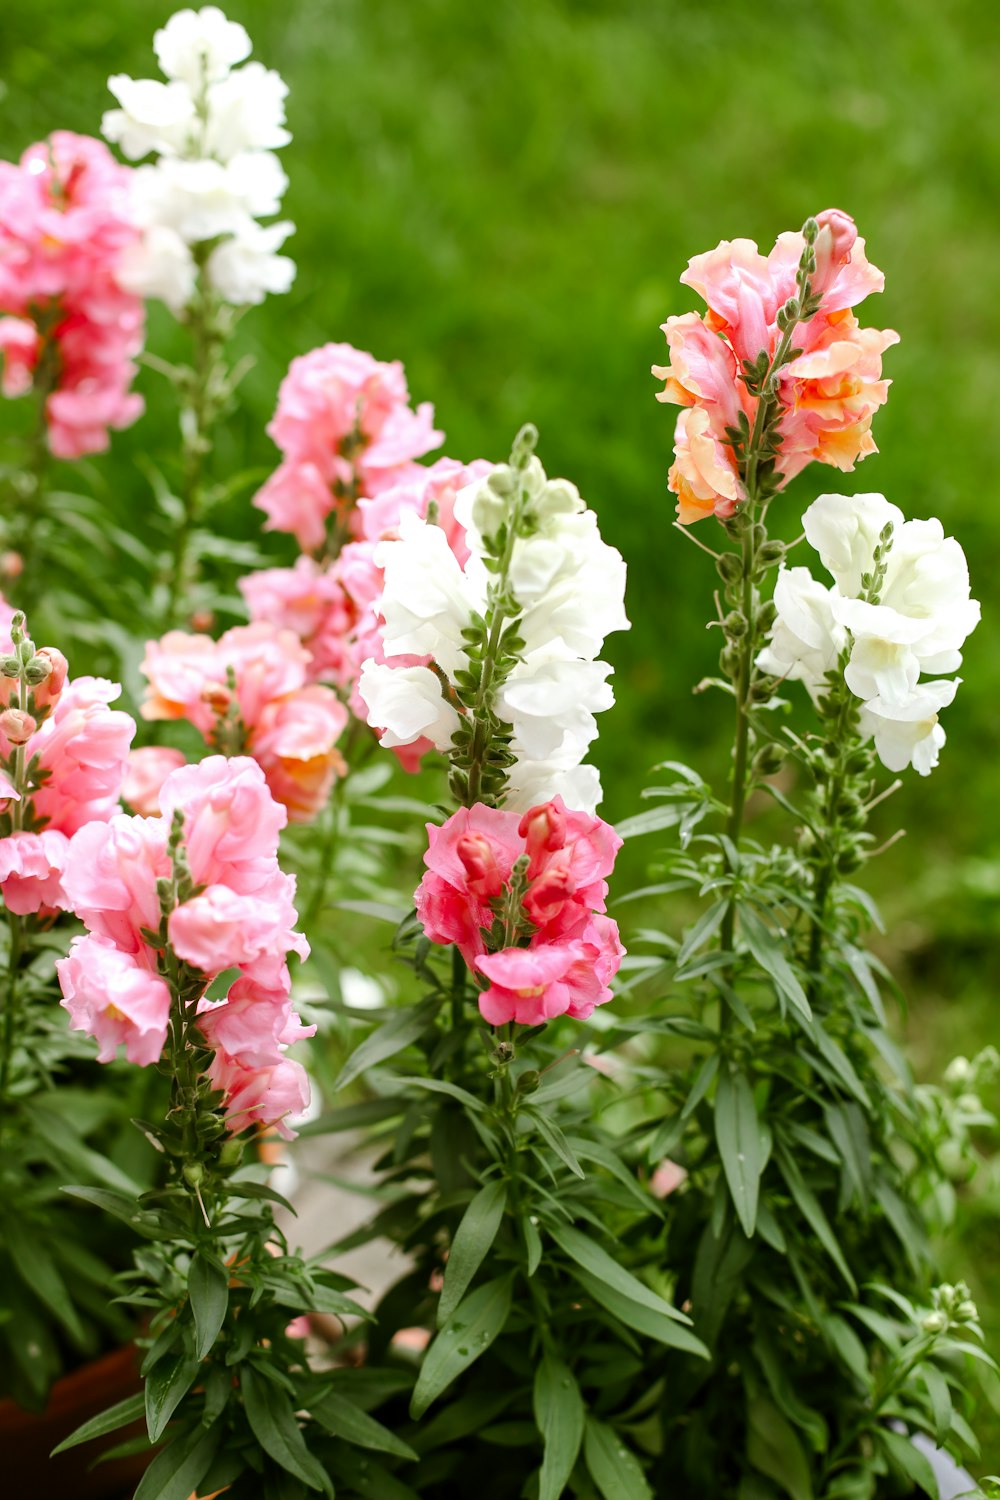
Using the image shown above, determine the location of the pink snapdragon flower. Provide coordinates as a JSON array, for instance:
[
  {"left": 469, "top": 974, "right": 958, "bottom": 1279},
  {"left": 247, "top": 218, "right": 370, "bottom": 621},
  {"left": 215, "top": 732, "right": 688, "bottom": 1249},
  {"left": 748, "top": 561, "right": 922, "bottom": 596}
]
[
  {"left": 0, "top": 132, "right": 145, "bottom": 456},
  {"left": 253, "top": 343, "right": 443, "bottom": 551},
  {"left": 58, "top": 755, "right": 313, "bottom": 1138},
  {"left": 415, "top": 798, "right": 624, "bottom": 1026},
  {"left": 239, "top": 556, "right": 358, "bottom": 687},
  {"left": 140, "top": 622, "right": 348, "bottom": 821},
  {"left": 653, "top": 208, "right": 897, "bottom": 523},
  {"left": 122, "top": 744, "right": 187, "bottom": 814},
  {"left": 0, "top": 610, "right": 136, "bottom": 914}
]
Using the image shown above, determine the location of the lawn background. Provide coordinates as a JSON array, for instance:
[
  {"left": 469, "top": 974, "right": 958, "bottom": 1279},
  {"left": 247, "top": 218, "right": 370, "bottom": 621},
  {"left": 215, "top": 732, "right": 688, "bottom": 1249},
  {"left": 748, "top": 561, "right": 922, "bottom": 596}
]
[{"left": 2, "top": 0, "right": 999, "bottom": 1466}]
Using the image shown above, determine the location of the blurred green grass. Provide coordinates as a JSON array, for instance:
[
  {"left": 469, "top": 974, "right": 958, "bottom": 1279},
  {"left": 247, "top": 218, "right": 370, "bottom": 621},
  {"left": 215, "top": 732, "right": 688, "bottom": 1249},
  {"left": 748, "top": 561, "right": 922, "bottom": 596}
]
[{"left": 3, "top": 0, "right": 999, "bottom": 1457}]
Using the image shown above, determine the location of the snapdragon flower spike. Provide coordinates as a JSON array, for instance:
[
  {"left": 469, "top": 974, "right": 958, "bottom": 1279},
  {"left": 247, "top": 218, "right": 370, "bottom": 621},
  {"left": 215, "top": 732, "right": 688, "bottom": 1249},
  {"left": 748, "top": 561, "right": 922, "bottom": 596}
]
[
  {"left": 102, "top": 6, "right": 294, "bottom": 311},
  {"left": 57, "top": 755, "right": 313, "bottom": 1139},
  {"left": 139, "top": 621, "right": 348, "bottom": 821},
  {"left": 0, "top": 604, "right": 136, "bottom": 914},
  {"left": 0, "top": 132, "right": 145, "bottom": 456},
  {"left": 252, "top": 343, "right": 444, "bottom": 554},
  {"left": 653, "top": 209, "right": 897, "bottom": 524},
  {"left": 757, "top": 491, "right": 980, "bottom": 774},
  {"left": 415, "top": 797, "right": 625, "bottom": 1027},
  {"left": 358, "top": 425, "right": 629, "bottom": 813}
]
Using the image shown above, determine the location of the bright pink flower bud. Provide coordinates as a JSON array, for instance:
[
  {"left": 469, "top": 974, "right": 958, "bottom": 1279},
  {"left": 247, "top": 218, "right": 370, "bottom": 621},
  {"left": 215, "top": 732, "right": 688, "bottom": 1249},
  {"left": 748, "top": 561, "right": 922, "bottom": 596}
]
[
  {"left": 456, "top": 832, "right": 504, "bottom": 897},
  {"left": 518, "top": 801, "right": 567, "bottom": 865},
  {"left": 523, "top": 865, "right": 576, "bottom": 926},
  {"left": 812, "top": 208, "right": 858, "bottom": 296},
  {"left": 0, "top": 707, "right": 36, "bottom": 744}
]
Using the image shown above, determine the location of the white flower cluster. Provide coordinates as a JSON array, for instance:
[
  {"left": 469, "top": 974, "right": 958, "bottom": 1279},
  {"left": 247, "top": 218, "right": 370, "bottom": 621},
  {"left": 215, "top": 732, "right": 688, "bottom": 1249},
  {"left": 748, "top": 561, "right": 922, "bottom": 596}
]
[
  {"left": 358, "top": 456, "right": 629, "bottom": 813},
  {"left": 758, "top": 492, "right": 980, "bottom": 775},
  {"left": 103, "top": 6, "right": 294, "bottom": 311}
]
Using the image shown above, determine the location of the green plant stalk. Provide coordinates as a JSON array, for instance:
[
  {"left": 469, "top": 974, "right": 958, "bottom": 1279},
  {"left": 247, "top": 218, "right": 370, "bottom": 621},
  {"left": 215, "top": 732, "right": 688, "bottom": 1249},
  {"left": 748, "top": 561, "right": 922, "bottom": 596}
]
[
  {"left": 805, "top": 672, "right": 866, "bottom": 1006},
  {"left": 165, "top": 253, "right": 227, "bottom": 628},
  {"left": 0, "top": 664, "right": 31, "bottom": 1141},
  {"left": 12, "top": 341, "right": 59, "bottom": 610}
]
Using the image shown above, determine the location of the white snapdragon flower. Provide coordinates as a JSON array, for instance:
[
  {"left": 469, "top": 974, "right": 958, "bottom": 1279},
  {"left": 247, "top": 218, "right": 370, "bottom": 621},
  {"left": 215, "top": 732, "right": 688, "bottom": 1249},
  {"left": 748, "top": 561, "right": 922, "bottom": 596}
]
[
  {"left": 203, "top": 62, "right": 291, "bottom": 160},
  {"left": 359, "top": 441, "right": 628, "bottom": 810},
  {"left": 154, "top": 6, "right": 251, "bottom": 86},
  {"left": 103, "top": 76, "right": 196, "bottom": 159},
  {"left": 803, "top": 492, "right": 904, "bottom": 597},
  {"left": 206, "top": 219, "right": 295, "bottom": 305},
  {"left": 116, "top": 224, "right": 196, "bottom": 312},
  {"left": 859, "top": 679, "right": 958, "bottom": 776},
  {"left": 357, "top": 662, "right": 460, "bottom": 752},
  {"left": 104, "top": 8, "right": 294, "bottom": 312},
  {"left": 765, "top": 491, "right": 978, "bottom": 777},
  {"left": 375, "top": 514, "right": 484, "bottom": 678},
  {"left": 756, "top": 566, "right": 846, "bottom": 700}
]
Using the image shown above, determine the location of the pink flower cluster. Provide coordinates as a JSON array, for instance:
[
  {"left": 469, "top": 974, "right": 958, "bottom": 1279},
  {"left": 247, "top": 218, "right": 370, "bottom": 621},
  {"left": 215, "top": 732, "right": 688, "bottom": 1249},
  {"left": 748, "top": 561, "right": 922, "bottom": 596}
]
[
  {"left": 139, "top": 621, "right": 348, "bottom": 821},
  {"left": 0, "top": 132, "right": 145, "bottom": 458},
  {"left": 0, "top": 610, "right": 136, "bottom": 915},
  {"left": 415, "top": 798, "right": 625, "bottom": 1026},
  {"left": 241, "top": 455, "right": 489, "bottom": 769},
  {"left": 57, "top": 756, "right": 312, "bottom": 1139},
  {"left": 253, "top": 343, "right": 443, "bottom": 553},
  {"left": 652, "top": 208, "right": 898, "bottom": 524}
]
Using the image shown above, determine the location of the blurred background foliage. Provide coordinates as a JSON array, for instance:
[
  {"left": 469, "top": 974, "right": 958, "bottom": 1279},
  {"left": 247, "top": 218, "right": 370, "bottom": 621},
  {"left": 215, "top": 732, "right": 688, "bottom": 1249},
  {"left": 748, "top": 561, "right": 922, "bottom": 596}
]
[{"left": 2, "top": 0, "right": 998, "bottom": 1454}]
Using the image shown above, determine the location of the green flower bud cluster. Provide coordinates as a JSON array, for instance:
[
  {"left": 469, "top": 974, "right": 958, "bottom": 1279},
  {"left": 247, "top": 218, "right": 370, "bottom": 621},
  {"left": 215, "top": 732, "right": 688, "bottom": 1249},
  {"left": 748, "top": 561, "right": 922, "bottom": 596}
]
[{"left": 921, "top": 1280, "right": 980, "bottom": 1335}]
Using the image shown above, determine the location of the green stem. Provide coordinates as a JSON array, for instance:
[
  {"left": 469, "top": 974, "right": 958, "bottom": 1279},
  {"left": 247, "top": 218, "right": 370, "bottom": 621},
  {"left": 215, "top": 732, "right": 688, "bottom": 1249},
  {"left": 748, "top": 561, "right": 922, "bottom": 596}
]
[
  {"left": 165, "top": 261, "right": 224, "bottom": 628},
  {"left": 0, "top": 909, "right": 23, "bottom": 1146}
]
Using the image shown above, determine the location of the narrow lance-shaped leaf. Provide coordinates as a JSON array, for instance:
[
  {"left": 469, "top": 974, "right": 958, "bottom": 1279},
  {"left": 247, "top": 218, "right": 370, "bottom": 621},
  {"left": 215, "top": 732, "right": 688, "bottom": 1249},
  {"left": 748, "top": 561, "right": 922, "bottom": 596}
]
[
  {"left": 410, "top": 1274, "right": 514, "bottom": 1419},
  {"left": 739, "top": 907, "right": 811, "bottom": 1021},
  {"left": 334, "top": 997, "right": 440, "bottom": 1092},
  {"left": 584, "top": 1416, "right": 653, "bottom": 1500},
  {"left": 534, "top": 1353, "right": 585, "bottom": 1500},
  {"left": 241, "top": 1363, "right": 330, "bottom": 1494},
  {"left": 437, "top": 1180, "right": 507, "bottom": 1327},
  {"left": 715, "top": 1067, "right": 763, "bottom": 1238},
  {"left": 189, "top": 1252, "right": 229, "bottom": 1361}
]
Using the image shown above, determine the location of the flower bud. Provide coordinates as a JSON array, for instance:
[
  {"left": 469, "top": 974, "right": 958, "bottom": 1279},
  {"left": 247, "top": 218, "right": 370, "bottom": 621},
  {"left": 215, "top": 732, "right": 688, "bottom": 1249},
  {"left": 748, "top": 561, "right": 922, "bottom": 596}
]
[
  {"left": 957, "top": 1300, "right": 979, "bottom": 1323},
  {"left": 716, "top": 553, "right": 742, "bottom": 584},
  {"left": 753, "top": 744, "right": 785, "bottom": 776},
  {"left": 723, "top": 612, "right": 748, "bottom": 638},
  {"left": 921, "top": 1310, "right": 948, "bottom": 1335},
  {"left": 31, "top": 647, "right": 69, "bottom": 709},
  {"left": 0, "top": 656, "right": 20, "bottom": 678},
  {"left": 757, "top": 541, "right": 786, "bottom": 566},
  {"left": 811, "top": 208, "right": 857, "bottom": 297},
  {"left": 0, "top": 707, "right": 36, "bottom": 744},
  {"left": 219, "top": 1138, "right": 245, "bottom": 1168},
  {"left": 183, "top": 1162, "right": 205, "bottom": 1188},
  {"left": 23, "top": 656, "right": 52, "bottom": 686},
  {"left": 516, "top": 1069, "right": 541, "bottom": 1096}
]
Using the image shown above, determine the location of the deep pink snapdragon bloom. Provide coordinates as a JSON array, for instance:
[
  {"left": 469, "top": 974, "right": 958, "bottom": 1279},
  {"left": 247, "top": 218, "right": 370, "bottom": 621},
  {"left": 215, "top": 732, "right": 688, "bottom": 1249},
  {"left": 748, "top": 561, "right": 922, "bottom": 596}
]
[
  {"left": 58, "top": 756, "right": 314, "bottom": 1137},
  {"left": 0, "top": 132, "right": 145, "bottom": 456},
  {"left": 652, "top": 208, "right": 898, "bottom": 523},
  {"left": 253, "top": 342, "right": 443, "bottom": 551},
  {"left": 415, "top": 798, "right": 624, "bottom": 1027},
  {"left": 140, "top": 622, "right": 348, "bottom": 821}
]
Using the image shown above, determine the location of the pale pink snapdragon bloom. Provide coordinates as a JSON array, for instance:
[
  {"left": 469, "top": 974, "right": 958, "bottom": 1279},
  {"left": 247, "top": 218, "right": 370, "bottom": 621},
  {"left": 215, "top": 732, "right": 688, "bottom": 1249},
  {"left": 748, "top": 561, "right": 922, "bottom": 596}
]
[
  {"left": 59, "top": 756, "right": 314, "bottom": 1138},
  {"left": 0, "top": 132, "right": 145, "bottom": 456},
  {"left": 253, "top": 342, "right": 443, "bottom": 551},
  {"left": 653, "top": 208, "right": 897, "bottom": 523},
  {"left": 122, "top": 744, "right": 187, "bottom": 815}
]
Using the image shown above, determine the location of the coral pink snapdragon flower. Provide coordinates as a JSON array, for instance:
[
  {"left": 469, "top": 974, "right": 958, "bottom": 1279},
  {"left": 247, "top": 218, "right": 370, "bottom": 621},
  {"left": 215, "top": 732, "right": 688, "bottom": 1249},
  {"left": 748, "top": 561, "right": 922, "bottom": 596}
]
[
  {"left": 58, "top": 755, "right": 313, "bottom": 1139},
  {"left": 652, "top": 208, "right": 898, "bottom": 524},
  {"left": 253, "top": 342, "right": 443, "bottom": 552},
  {"left": 0, "top": 131, "right": 145, "bottom": 457},
  {"left": 415, "top": 797, "right": 625, "bottom": 1026},
  {"left": 140, "top": 621, "right": 348, "bottom": 821}
]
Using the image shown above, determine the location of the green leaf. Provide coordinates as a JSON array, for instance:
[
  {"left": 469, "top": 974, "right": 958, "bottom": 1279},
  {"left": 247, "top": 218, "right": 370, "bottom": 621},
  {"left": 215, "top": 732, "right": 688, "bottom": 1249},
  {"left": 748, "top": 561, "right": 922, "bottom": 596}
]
[
  {"left": 524, "top": 1215, "right": 543, "bottom": 1277},
  {"left": 146, "top": 1352, "right": 201, "bottom": 1443},
  {"left": 132, "top": 1420, "right": 222, "bottom": 1500},
  {"left": 823, "top": 1103, "right": 871, "bottom": 1209},
  {"left": 312, "top": 1391, "right": 418, "bottom": 1460},
  {"left": 241, "top": 1363, "right": 330, "bottom": 1493},
  {"left": 438, "top": 1180, "right": 507, "bottom": 1326},
  {"left": 775, "top": 1145, "right": 856, "bottom": 1292},
  {"left": 50, "top": 1392, "right": 146, "bottom": 1455},
  {"left": 534, "top": 1353, "right": 585, "bottom": 1500},
  {"left": 740, "top": 908, "right": 811, "bottom": 1020},
  {"left": 61, "top": 1185, "right": 175, "bottom": 1239},
  {"left": 922, "top": 1364, "right": 953, "bottom": 1449},
  {"left": 5, "top": 1218, "right": 86, "bottom": 1344},
  {"left": 584, "top": 1415, "right": 653, "bottom": 1500},
  {"left": 549, "top": 1223, "right": 692, "bottom": 1326},
  {"left": 32, "top": 1104, "right": 141, "bottom": 1195},
  {"left": 410, "top": 1274, "right": 514, "bottom": 1419},
  {"left": 715, "top": 1068, "right": 763, "bottom": 1238},
  {"left": 746, "top": 1394, "right": 814, "bottom": 1500},
  {"left": 334, "top": 998, "right": 440, "bottom": 1091},
  {"left": 675, "top": 899, "right": 728, "bottom": 969},
  {"left": 570, "top": 1266, "right": 709, "bottom": 1357},
  {"left": 527, "top": 1109, "right": 585, "bottom": 1179},
  {"left": 681, "top": 1051, "right": 720, "bottom": 1120},
  {"left": 188, "top": 1253, "right": 229, "bottom": 1360},
  {"left": 299, "top": 1098, "right": 405, "bottom": 1136},
  {"left": 878, "top": 1427, "right": 940, "bottom": 1498}
]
